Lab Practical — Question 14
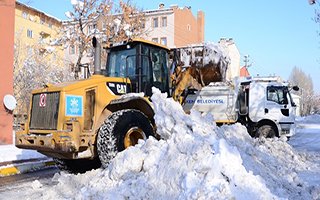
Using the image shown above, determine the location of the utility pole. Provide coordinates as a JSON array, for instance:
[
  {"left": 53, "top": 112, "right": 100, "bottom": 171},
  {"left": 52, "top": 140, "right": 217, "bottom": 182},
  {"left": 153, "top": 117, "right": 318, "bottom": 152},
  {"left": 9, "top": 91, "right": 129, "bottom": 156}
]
[{"left": 243, "top": 55, "right": 251, "bottom": 68}]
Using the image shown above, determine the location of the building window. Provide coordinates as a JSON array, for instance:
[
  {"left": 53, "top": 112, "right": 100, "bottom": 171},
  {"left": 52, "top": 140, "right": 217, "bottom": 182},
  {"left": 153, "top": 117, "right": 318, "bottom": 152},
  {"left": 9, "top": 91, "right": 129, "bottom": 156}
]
[
  {"left": 27, "top": 46, "right": 33, "bottom": 55},
  {"left": 152, "top": 38, "right": 158, "bottom": 43},
  {"left": 22, "top": 12, "right": 28, "bottom": 19},
  {"left": 69, "top": 45, "right": 76, "bottom": 55},
  {"left": 27, "top": 29, "right": 33, "bottom": 38},
  {"left": 187, "top": 24, "right": 191, "bottom": 31},
  {"left": 160, "top": 37, "right": 167, "bottom": 46},
  {"left": 88, "top": 25, "right": 92, "bottom": 34},
  {"left": 70, "top": 63, "right": 75, "bottom": 72},
  {"left": 161, "top": 17, "right": 167, "bottom": 27},
  {"left": 40, "top": 17, "right": 45, "bottom": 25},
  {"left": 153, "top": 17, "right": 159, "bottom": 28}
]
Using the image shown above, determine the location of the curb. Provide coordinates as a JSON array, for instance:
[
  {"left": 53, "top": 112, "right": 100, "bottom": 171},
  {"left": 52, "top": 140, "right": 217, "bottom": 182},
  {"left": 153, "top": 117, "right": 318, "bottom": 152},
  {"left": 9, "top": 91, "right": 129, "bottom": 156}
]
[{"left": 0, "top": 159, "right": 55, "bottom": 177}]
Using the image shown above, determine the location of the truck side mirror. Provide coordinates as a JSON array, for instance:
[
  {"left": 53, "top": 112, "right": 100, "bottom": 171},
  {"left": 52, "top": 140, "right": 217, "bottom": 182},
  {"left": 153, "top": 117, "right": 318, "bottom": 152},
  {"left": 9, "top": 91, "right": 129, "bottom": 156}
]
[{"left": 292, "top": 86, "right": 299, "bottom": 91}]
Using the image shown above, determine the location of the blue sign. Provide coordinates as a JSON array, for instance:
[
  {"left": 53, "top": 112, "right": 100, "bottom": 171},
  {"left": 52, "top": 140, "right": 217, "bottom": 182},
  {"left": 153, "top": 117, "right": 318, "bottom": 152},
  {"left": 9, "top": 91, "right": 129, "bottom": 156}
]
[{"left": 65, "top": 95, "right": 83, "bottom": 117}]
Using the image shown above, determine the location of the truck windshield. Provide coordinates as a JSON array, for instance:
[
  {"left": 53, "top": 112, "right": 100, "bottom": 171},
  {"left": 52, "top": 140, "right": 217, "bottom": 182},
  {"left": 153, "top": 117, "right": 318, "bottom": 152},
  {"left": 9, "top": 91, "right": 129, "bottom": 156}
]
[{"left": 267, "top": 86, "right": 289, "bottom": 105}]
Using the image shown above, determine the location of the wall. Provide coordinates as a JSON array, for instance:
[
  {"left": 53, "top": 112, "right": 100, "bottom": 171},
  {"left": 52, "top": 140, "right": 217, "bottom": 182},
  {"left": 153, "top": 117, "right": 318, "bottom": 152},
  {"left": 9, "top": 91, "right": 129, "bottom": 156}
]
[
  {"left": 219, "top": 38, "right": 241, "bottom": 81},
  {"left": 142, "top": 5, "right": 205, "bottom": 48},
  {"left": 0, "top": 0, "right": 15, "bottom": 144},
  {"left": 174, "top": 7, "right": 204, "bottom": 47},
  {"left": 144, "top": 8, "right": 175, "bottom": 47},
  {"left": 197, "top": 11, "right": 205, "bottom": 42},
  {"left": 15, "top": 2, "right": 63, "bottom": 67}
]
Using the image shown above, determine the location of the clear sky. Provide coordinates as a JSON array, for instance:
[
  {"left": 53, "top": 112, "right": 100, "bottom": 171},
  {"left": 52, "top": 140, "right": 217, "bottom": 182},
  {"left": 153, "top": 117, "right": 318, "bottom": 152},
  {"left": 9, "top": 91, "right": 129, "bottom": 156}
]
[{"left": 22, "top": 0, "right": 320, "bottom": 92}]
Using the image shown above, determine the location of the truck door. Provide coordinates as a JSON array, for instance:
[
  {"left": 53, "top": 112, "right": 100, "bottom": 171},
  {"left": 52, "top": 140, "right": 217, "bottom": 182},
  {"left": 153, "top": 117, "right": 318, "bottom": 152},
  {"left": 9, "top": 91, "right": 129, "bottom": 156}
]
[{"left": 265, "top": 86, "right": 295, "bottom": 126}]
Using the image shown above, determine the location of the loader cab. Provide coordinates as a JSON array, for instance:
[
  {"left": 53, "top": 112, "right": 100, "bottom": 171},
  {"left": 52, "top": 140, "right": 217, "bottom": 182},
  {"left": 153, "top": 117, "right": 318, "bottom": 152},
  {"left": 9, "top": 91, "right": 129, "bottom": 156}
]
[{"left": 105, "top": 40, "right": 170, "bottom": 97}]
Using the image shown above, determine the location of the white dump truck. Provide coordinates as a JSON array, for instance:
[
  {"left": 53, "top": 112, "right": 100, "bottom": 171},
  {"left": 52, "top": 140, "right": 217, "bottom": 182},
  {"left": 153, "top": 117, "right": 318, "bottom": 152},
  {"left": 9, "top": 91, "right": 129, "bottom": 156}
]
[{"left": 182, "top": 76, "right": 299, "bottom": 137}]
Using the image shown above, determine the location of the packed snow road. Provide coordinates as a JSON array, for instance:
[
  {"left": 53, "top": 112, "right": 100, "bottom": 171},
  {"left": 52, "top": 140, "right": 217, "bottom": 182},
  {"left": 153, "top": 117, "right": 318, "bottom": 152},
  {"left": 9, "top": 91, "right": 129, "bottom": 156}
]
[
  {"left": 1, "top": 89, "right": 320, "bottom": 199},
  {"left": 0, "top": 167, "right": 59, "bottom": 194}
]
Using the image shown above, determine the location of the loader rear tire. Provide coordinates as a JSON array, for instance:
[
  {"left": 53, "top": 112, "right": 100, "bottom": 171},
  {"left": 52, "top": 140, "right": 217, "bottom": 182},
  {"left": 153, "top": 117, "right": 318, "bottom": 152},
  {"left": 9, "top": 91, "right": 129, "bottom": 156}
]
[
  {"left": 53, "top": 157, "right": 101, "bottom": 174},
  {"left": 97, "top": 109, "right": 154, "bottom": 168}
]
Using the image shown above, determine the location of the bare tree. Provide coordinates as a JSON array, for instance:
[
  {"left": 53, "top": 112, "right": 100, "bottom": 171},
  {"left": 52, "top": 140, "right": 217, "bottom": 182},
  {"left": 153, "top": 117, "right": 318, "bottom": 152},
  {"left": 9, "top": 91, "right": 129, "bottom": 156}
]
[
  {"left": 14, "top": 32, "right": 73, "bottom": 118},
  {"left": 63, "top": 0, "right": 146, "bottom": 79},
  {"left": 289, "top": 66, "right": 315, "bottom": 115}
]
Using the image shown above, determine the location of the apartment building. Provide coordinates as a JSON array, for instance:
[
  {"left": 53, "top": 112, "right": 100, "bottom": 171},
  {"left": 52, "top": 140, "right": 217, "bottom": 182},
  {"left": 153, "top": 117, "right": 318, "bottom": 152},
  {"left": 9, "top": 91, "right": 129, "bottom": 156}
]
[
  {"left": 63, "top": 3, "right": 205, "bottom": 73},
  {"left": 0, "top": 1, "right": 65, "bottom": 144},
  {"left": 15, "top": 1, "right": 63, "bottom": 66},
  {"left": 143, "top": 3, "right": 205, "bottom": 48}
]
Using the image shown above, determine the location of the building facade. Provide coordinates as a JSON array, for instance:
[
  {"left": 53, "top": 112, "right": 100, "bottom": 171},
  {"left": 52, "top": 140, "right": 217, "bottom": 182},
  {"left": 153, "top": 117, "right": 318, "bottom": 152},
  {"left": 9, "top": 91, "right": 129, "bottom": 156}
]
[
  {"left": 63, "top": 3, "right": 205, "bottom": 73},
  {"left": 14, "top": 2, "right": 65, "bottom": 114},
  {"left": 15, "top": 2, "right": 63, "bottom": 66},
  {"left": 143, "top": 4, "right": 205, "bottom": 48},
  {"left": 0, "top": 0, "right": 15, "bottom": 144}
]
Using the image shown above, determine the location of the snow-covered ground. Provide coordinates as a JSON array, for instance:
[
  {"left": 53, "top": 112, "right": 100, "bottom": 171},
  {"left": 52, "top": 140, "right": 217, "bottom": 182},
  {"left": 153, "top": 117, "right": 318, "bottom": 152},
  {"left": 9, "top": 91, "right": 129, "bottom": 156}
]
[
  {"left": 1, "top": 88, "right": 320, "bottom": 199},
  {"left": 0, "top": 145, "right": 46, "bottom": 163}
]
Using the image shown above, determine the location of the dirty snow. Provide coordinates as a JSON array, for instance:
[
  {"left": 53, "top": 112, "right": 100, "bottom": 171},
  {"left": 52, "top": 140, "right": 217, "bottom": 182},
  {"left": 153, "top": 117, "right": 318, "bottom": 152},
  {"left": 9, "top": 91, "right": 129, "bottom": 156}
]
[
  {"left": 1, "top": 89, "right": 320, "bottom": 199},
  {"left": 178, "top": 42, "right": 230, "bottom": 83}
]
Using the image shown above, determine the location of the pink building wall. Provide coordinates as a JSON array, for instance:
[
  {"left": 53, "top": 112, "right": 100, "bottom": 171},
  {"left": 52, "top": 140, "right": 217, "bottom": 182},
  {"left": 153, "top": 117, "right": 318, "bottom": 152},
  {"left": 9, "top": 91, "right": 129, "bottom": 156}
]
[{"left": 0, "top": 0, "right": 15, "bottom": 144}]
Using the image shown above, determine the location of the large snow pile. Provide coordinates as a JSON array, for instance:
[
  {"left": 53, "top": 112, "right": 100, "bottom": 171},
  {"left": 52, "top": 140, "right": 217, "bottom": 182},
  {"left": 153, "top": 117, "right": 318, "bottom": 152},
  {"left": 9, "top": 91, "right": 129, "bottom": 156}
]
[{"left": 20, "top": 89, "right": 320, "bottom": 199}]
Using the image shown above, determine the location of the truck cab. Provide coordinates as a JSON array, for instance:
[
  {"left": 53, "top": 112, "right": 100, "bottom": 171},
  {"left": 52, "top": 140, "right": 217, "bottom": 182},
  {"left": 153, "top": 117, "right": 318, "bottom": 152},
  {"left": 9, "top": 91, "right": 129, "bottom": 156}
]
[{"left": 238, "top": 76, "right": 298, "bottom": 137}]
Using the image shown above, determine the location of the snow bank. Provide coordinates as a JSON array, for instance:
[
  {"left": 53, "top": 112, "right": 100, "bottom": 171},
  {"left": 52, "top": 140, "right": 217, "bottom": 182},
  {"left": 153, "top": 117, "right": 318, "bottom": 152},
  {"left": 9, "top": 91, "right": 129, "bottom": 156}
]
[
  {"left": 23, "top": 89, "right": 320, "bottom": 199},
  {"left": 0, "top": 145, "right": 46, "bottom": 162},
  {"left": 296, "top": 114, "right": 320, "bottom": 124},
  {"left": 290, "top": 114, "right": 320, "bottom": 152}
]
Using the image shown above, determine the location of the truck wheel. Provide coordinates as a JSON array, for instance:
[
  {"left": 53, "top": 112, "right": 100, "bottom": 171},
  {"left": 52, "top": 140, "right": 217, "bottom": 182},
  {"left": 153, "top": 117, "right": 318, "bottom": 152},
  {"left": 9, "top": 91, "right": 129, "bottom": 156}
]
[
  {"left": 256, "top": 124, "right": 276, "bottom": 138},
  {"left": 97, "top": 109, "right": 154, "bottom": 168},
  {"left": 53, "top": 157, "right": 101, "bottom": 174}
]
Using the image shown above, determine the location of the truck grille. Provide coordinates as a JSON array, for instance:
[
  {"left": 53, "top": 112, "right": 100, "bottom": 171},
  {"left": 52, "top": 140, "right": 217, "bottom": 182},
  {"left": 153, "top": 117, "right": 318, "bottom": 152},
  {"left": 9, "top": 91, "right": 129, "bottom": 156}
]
[{"left": 29, "top": 92, "right": 60, "bottom": 130}]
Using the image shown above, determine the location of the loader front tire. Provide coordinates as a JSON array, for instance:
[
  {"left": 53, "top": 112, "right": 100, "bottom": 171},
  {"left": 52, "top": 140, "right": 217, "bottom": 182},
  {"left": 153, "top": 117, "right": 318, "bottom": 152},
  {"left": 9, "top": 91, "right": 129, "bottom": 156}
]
[{"left": 97, "top": 109, "right": 154, "bottom": 168}]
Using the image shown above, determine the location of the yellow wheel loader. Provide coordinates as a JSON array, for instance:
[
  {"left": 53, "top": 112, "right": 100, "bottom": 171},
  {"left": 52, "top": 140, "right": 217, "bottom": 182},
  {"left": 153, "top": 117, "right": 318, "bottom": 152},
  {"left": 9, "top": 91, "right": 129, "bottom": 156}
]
[{"left": 15, "top": 38, "right": 170, "bottom": 173}]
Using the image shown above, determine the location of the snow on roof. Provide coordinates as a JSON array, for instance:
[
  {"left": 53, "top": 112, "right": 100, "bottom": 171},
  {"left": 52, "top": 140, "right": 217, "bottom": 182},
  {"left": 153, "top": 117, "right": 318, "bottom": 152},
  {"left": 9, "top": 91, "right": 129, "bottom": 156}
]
[{"left": 16, "top": 1, "right": 62, "bottom": 22}]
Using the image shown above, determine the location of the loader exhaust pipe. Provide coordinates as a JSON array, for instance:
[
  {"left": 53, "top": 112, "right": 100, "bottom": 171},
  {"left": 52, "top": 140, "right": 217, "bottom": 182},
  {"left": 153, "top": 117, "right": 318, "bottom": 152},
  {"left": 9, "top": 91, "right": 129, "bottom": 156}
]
[{"left": 92, "top": 37, "right": 101, "bottom": 75}]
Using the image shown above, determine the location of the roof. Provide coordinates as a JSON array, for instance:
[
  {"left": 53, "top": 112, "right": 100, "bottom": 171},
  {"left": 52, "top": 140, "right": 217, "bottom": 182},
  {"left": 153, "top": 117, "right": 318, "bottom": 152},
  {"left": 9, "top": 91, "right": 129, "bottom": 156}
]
[
  {"left": 16, "top": 1, "right": 62, "bottom": 23},
  {"left": 240, "top": 66, "right": 250, "bottom": 77}
]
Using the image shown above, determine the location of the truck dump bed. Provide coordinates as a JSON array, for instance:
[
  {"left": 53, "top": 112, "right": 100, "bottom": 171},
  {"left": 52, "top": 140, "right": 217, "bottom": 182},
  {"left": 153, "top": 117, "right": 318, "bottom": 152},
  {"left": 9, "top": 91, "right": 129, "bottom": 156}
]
[{"left": 183, "top": 82, "right": 238, "bottom": 124}]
